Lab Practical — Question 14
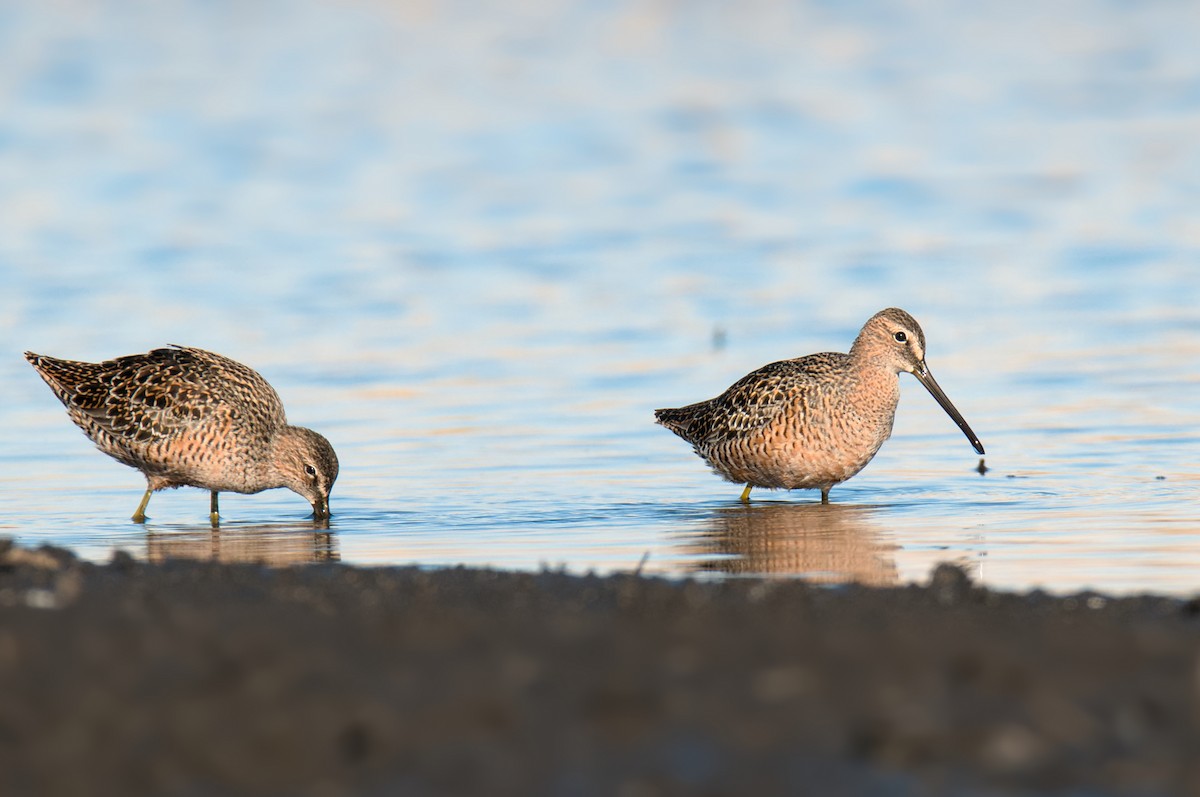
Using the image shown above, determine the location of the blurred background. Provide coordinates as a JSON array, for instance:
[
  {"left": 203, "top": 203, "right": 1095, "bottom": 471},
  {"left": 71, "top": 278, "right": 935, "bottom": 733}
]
[{"left": 1, "top": 0, "right": 1198, "bottom": 593}]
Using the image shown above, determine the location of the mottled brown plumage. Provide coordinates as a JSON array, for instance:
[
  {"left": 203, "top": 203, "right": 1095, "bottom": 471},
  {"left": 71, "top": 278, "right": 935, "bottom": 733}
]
[
  {"left": 656, "top": 308, "right": 984, "bottom": 503},
  {"left": 25, "top": 346, "right": 339, "bottom": 524}
]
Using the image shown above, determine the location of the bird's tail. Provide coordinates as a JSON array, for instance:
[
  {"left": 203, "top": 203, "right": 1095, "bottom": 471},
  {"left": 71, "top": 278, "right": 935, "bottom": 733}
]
[
  {"left": 24, "top": 352, "right": 101, "bottom": 406},
  {"left": 654, "top": 407, "right": 691, "bottom": 436}
]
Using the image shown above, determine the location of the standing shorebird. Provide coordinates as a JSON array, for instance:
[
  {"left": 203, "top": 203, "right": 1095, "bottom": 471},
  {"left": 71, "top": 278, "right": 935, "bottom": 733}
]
[
  {"left": 655, "top": 308, "right": 984, "bottom": 503},
  {"left": 25, "top": 346, "right": 339, "bottom": 525}
]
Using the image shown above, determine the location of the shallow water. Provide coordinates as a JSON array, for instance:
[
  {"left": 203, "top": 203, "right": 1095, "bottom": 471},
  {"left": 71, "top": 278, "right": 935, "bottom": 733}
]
[{"left": 2, "top": 0, "right": 1200, "bottom": 595}]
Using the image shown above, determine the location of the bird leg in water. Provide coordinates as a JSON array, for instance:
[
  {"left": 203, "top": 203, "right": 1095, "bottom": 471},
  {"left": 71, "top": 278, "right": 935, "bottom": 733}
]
[
  {"left": 210, "top": 491, "right": 220, "bottom": 527},
  {"left": 739, "top": 484, "right": 752, "bottom": 503},
  {"left": 132, "top": 487, "right": 153, "bottom": 523}
]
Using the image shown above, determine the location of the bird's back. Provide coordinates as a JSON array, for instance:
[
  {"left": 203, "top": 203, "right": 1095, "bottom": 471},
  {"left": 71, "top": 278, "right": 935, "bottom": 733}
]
[{"left": 656, "top": 355, "right": 848, "bottom": 446}]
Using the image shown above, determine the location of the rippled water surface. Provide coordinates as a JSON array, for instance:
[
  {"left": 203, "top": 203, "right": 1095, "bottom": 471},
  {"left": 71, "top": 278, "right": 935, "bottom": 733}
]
[{"left": 2, "top": 0, "right": 1200, "bottom": 595}]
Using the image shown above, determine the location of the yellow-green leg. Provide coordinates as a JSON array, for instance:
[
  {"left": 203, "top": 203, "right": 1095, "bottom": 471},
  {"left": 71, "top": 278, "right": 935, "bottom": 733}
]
[
  {"left": 132, "top": 488, "right": 153, "bottom": 523},
  {"left": 210, "top": 491, "right": 220, "bottom": 527},
  {"left": 739, "top": 484, "right": 752, "bottom": 503}
]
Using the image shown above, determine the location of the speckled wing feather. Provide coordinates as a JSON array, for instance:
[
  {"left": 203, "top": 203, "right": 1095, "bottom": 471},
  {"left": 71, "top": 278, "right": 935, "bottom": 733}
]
[
  {"left": 656, "top": 356, "right": 840, "bottom": 446},
  {"left": 25, "top": 347, "right": 286, "bottom": 455}
]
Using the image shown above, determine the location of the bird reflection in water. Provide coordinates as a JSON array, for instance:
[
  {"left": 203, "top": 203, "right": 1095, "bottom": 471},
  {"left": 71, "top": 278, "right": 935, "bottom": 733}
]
[
  {"left": 686, "top": 502, "right": 896, "bottom": 586},
  {"left": 146, "top": 520, "right": 338, "bottom": 565}
]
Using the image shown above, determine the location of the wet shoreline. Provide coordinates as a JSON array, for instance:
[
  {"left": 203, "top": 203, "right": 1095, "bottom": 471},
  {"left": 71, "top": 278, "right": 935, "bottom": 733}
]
[{"left": 1, "top": 539, "right": 1197, "bottom": 796}]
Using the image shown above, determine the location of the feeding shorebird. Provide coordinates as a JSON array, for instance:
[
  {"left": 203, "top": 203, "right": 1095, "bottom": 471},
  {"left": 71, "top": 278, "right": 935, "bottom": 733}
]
[
  {"left": 655, "top": 308, "right": 984, "bottom": 503},
  {"left": 25, "top": 346, "right": 339, "bottom": 525}
]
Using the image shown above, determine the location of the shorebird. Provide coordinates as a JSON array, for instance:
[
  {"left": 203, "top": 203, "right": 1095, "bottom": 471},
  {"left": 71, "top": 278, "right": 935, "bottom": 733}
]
[
  {"left": 25, "top": 346, "right": 339, "bottom": 525},
  {"left": 655, "top": 308, "right": 984, "bottom": 503}
]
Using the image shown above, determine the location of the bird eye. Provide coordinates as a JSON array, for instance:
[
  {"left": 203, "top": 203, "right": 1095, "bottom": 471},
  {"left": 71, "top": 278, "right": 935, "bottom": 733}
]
[
  {"left": 304, "top": 465, "right": 317, "bottom": 477},
  {"left": 894, "top": 331, "right": 907, "bottom": 342}
]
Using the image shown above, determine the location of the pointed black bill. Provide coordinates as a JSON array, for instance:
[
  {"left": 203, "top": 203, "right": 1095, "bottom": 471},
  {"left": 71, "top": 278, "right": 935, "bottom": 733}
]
[{"left": 912, "top": 362, "right": 985, "bottom": 455}]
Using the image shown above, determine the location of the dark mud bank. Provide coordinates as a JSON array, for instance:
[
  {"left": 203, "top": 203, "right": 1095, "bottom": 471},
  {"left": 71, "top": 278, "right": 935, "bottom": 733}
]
[{"left": 1, "top": 540, "right": 1197, "bottom": 796}]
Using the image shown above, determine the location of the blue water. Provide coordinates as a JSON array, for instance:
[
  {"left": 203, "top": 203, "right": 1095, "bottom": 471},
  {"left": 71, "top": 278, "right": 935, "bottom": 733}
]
[{"left": 2, "top": 0, "right": 1200, "bottom": 595}]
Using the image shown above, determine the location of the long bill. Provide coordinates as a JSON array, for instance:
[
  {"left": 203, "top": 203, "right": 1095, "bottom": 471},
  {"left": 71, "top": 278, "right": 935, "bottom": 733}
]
[
  {"left": 912, "top": 362, "right": 985, "bottom": 455},
  {"left": 312, "top": 495, "right": 332, "bottom": 522}
]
